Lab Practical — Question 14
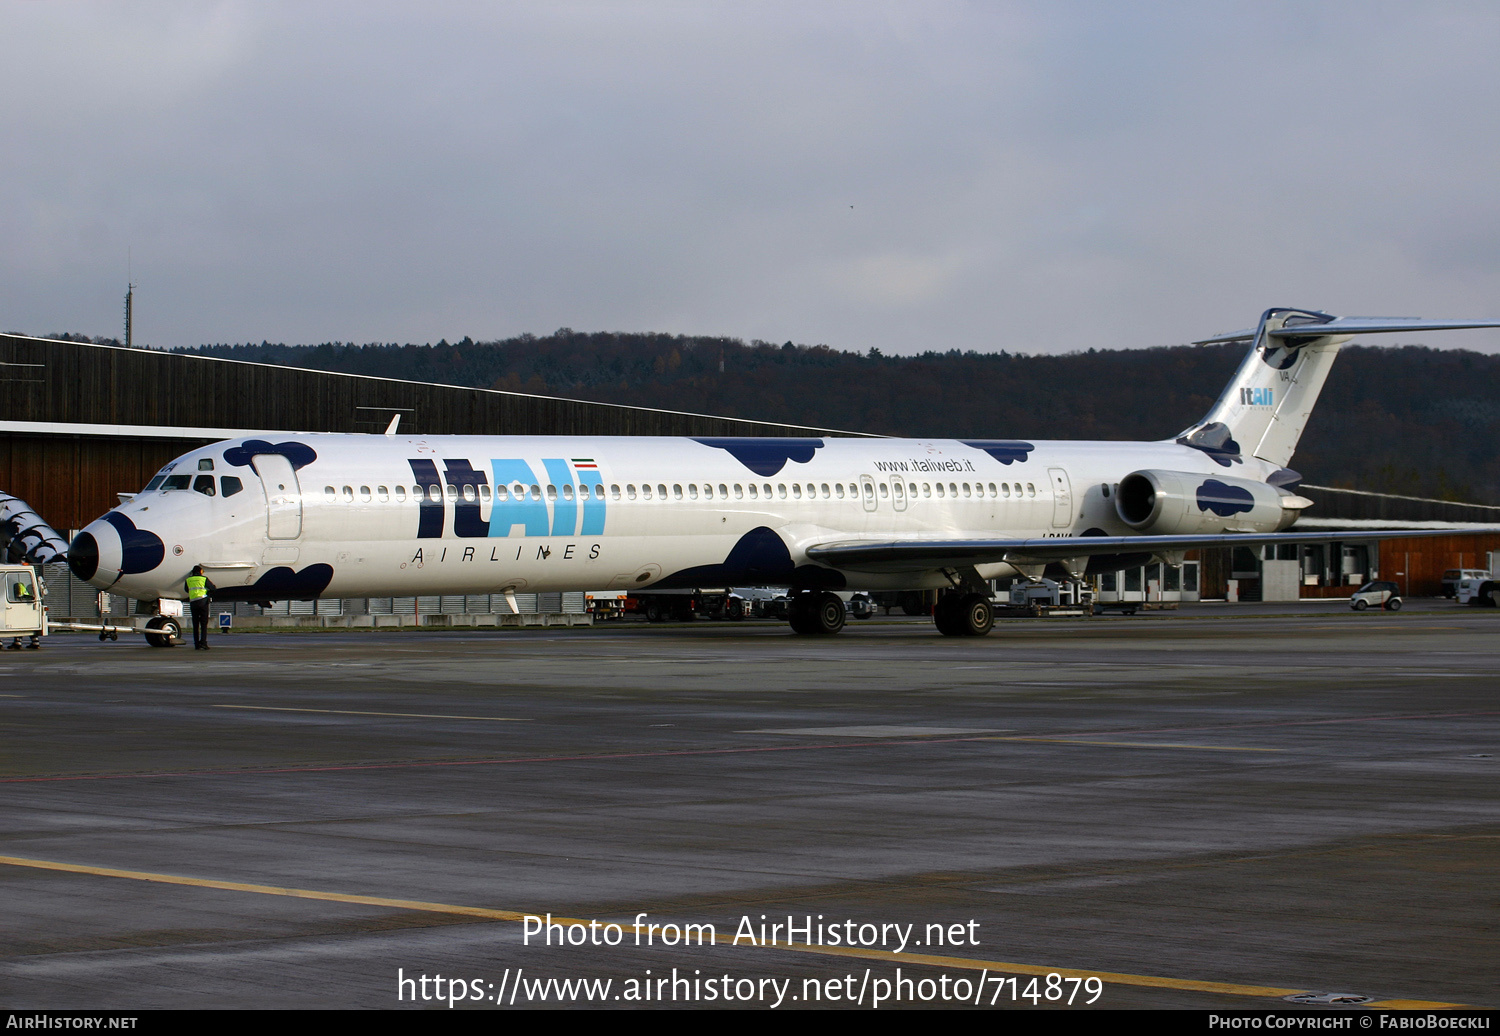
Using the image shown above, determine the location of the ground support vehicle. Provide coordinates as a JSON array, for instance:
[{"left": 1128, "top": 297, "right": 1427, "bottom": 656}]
[
  {"left": 1456, "top": 576, "right": 1498, "bottom": 607},
  {"left": 0, "top": 565, "right": 45, "bottom": 648}
]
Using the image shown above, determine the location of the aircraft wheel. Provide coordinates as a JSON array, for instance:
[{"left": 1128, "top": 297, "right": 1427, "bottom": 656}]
[
  {"left": 933, "top": 595, "right": 963, "bottom": 636},
  {"left": 1352, "top": 599, "right": 1368, "bottom": 611},
  {"left": 810, "top": 592, "right": 846, "bottom": 635},
  {"left": 956, "top": 593, "right": 994, "bottom": 636},
  {"left": 144, "top": 616, "right": 180, "bottom": 647}
]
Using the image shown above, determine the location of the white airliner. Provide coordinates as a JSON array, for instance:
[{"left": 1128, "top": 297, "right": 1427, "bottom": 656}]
[{"left": 67, "top": 308, "right": 1500, "bottom": 639}]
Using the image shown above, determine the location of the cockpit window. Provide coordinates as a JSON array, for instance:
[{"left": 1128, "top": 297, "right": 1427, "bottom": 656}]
[
  {"left": 162, "top": 475, "right": 191, "bottom": 491},
  {"left": 198, "top": 458, "right": 215, "bottom": 471},
  {"left": 144, "top": 476, "right": 166, "bottom": 492},
  {"left": 221, "top": 476, "right": 243, "bottom": 498},
  {"left": 193, "top": 475, "right": 217, "bottom": 497}
]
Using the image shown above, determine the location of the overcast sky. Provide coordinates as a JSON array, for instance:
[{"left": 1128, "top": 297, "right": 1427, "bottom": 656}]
[{"left": 5, "top": 2, "right": 1500, "bottom": 355}]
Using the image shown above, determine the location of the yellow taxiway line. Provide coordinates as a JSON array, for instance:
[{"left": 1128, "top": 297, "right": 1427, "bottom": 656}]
[{"left": 0, "top": 854, "right": 1472, "bottom": 1009}]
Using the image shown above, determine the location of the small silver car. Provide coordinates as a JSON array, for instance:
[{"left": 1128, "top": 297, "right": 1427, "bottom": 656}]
[{"left": 1350, "top": 580, "right": 1402, "bottom": 611}]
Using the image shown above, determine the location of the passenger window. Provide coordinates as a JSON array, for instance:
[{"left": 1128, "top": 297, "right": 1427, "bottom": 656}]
[
  {"left": 627, "top": 485, "right": 637, "bottom": 500},
  {"left": 1027, "top": 483, "right": 1035, "bottom": 497},
  {"left": 734, "top": 484, "right": 744, "bottom": 499},
  {"left": 923, "top": 484, "right": 931, "bottom": 497},
  {"left": 778, "top": 484, "right": 787, "bottom": 499},
  {"left": 463, "top": 485, "right": 477, "bottom": 502},
  {"left": 595, "top": 484, "right": 605, "bottom": 499},
  {"left": 495, "top": 485, "right": 508, "bottom": 500},
  {"left": 673, "top": 484, "right": 683, "bottom": 500},
  {"left": 863, "top": 483, "right": 874, "bottom": 498},
  {"left": 395, "top": 486, "right": 407, "bottom": 501},
  {"left": 642, "top": 485, "right": 652, "bottom": 500},
  {"left": 446, "top": 485, "right": 459, "bottom": 501},
  {"left": 343, "top": 486, "right": 355, "bottom": 501},
  {"left": 611, "top": 484, "right": 622, "bottom": 499},
  {"left": 479, "top": 485, "right": 490, "bottom": 501},
  {"left": 324, "top": 486, "right": 336, "bottom": 499},
  {"left": 936, "top": 483, "right": 945, "bottom": 498},
  {"left": 561, "top": 484, "right": 573, "bottom": 501},
  {"left": 879, "top": 483, "right": 889, "bottom": 498},
  {"left": 1002, "top": 483, "right": 1011, "bottom": 498},
  {"left": 530, "top": 485, "right": 542, "bottom": 500},
  {"left": 688, "top": 485, "right": 699, "bottom": 500},
  {"left": 657, "top": 484, "right": 667, "bottom": 499},
  {"left": 361, "top": 486, "right": 373, "bottom": 501},
  {"left": 748, "top": 484, "right": 758, "bottom": 499},
  {"left": 378, "top": 485, "right": 390, "bottom": 502},
  {"left": 428, "top": 486, "right": 442, "bottom": 502},
  {"left": 792, "top": 484, "right": 802, "bottom": 499},
  {"left": 578, "top": 484, "right": 589, "bottom": 500},
  {"left": 193, "top": 475, "right": 216, "bottom": 496},
  {"left": 963, "top": 483, "right": 971, "bottom": 497},
  {"left": 764, "top": 484, "right": 773, "bottom": 497},
  {"left": 719, "top": 484, "right": 728, "bottom": 498}
]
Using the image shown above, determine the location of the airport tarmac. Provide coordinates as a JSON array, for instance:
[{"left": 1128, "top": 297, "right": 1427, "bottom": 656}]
[{"left": 1, "top": 603, "right": 1496, "bottom": 1010}]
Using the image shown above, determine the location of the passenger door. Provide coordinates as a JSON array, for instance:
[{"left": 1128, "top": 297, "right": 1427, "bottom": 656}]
[{"left": 255, "top": 454, "right": 303, "bottom": 539}]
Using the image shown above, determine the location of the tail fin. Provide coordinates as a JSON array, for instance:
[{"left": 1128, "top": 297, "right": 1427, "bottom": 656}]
[{"left": 1177, "top": 309, "right": 1500, "bottom": 469}]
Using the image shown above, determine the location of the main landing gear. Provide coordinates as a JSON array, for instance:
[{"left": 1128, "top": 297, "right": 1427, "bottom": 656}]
[
  {"left": 787, "top": 590, "right": 846, "bottom": 635},
  {"left": 933, "top": 592, "right": 994, "bottom": 637}
]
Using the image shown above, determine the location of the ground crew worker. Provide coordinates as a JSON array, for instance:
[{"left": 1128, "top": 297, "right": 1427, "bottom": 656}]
[{"left": 184, "top": 565, "right": 216, "bottom": 650}]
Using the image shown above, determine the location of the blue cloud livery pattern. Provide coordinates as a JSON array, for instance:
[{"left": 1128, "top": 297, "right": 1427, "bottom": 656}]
[
  {"left": 102, "top": 512, "right": 165, "bottom": 574},
  {"left": 691, "top": 438, "right": 825, "bottom": 477},
  {"left": 1196, "top": 479, "right": 1257, "bottom": 517},
  {"left": 212, "top": 564, "right": 335, "bottom": 603},
  {"left": 224, "top": 440, "right": 319, "bottom": 472},
  {"left": 658, "top": 526, "right": 845, "bottom": 590},
  {"left": 960, "top": 441, "right": 1035, "bottom": 465}
]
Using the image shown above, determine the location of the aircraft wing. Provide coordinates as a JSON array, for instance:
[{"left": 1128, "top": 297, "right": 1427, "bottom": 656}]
[
  {"left": 1194, "top": 317, "right": 1500, "bottom": 345},
  {"left": 805, "top": 526, "right": 1500, "bottom": 572}
]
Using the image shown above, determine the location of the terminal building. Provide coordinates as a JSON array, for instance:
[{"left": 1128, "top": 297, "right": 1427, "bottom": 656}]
[{"left": 2, "top": 332, "right": 1497, "bottom": 620}]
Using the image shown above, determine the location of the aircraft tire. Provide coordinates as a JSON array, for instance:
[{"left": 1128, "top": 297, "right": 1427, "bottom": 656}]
[
  {"left": 933, "top": 595, "right": 962, "bottom": 636},
  {"left": 811, "top": 592, "right": 846, "bottom": 635},
  {"left": 144, "top": 616, "right": 180, "bottom": 647},
  {"left": 957, "top": 593, "right": 995, "bottom": 636}
]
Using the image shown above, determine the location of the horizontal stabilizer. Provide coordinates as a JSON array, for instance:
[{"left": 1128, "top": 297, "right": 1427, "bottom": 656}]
[
  {"left": 806, "top": 526, "right": 1500, "bottom": 573},
  {"left": 1194, "top": 316, "right": 1500, "bottom": 345}
]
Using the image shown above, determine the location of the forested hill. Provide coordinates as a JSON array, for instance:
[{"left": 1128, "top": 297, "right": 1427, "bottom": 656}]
[{"left": 172, "top": 331, "right": 1500, "bottom": 504}]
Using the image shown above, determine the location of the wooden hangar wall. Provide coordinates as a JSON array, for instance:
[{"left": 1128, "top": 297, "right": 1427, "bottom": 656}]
[{"left": 0, "top": 333, "right": 866, "bottom": 533}]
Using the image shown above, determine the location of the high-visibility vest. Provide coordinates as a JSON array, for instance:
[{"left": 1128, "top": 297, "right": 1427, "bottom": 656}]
[{"left": 185, "top": 575, "right": 209, "bottom": 600}]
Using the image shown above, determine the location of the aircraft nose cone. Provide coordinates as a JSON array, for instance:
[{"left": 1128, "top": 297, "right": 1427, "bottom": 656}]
[
  {"left": 70, "top": 513, "right": 165, "bottom": 587},
  {"left": 67, "top": 531, "right": 100, "bottom": 582}
]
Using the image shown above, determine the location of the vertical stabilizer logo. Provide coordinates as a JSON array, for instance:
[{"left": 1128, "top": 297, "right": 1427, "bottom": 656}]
[{"left": 1239, "top": 387, "right": 1274, "bottom": 407}]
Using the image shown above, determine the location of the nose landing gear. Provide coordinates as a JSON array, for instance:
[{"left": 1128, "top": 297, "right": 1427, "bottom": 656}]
[{"left": 144, "top": 615, "right": 181, "bottom": 648}]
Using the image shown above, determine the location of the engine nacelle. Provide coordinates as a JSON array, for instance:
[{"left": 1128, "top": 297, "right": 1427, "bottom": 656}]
[{"left": 1115, "top": 470, "right": 1310, "bottom": 535}]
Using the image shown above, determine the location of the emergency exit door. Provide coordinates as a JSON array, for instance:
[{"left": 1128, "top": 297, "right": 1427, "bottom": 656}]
[{"left": 255, "top": 454, "right": 303, "bottom": 539}]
